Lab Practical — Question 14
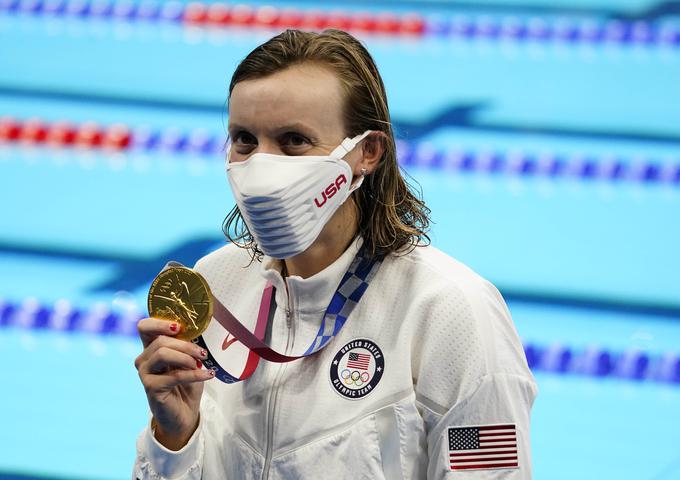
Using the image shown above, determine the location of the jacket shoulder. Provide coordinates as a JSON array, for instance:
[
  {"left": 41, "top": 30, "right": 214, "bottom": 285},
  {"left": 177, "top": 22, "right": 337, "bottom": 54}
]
[
  {"left": 387, "top": 244, "right": 533, "bottom": 408},
  {"left": 387, "top": 243, "right": 492, "bottom": 298},
  {"left": 193, "top": 242, "right": 256, "bottom": 272}
]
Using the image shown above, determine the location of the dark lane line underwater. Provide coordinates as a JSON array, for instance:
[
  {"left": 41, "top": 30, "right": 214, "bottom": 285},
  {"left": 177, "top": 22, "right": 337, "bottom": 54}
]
[
  {"left": 2, "top": 86, "right": 679, "bottom": 145},
  {"left": 3, "top": 238, "right": 680, "bottom": 319}
]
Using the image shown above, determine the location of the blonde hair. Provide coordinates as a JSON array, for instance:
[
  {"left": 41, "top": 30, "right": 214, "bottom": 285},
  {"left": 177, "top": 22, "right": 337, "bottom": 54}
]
[{"left": 223, "top": 29, "right": 431, "bottom": 259}]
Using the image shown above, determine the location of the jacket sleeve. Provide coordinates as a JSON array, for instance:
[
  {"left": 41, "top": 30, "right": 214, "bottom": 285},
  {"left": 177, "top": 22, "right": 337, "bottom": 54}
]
[
  {"left": 419, "top": 373, "right": 537, "bottom": 479},
  {"left": 412, "top": 276, "right": 538, "bottom": 479},
  {"left": 132, "top": 413, "right": 205, "bottom": 480},
  {"left": 133, "top": 256, "right": 226, "bottom": 480}
]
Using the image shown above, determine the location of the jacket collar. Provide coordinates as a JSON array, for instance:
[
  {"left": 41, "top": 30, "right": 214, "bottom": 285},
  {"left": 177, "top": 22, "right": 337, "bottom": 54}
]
[{"left": 259, "top": 236, "right": 364, "bottom": 315}]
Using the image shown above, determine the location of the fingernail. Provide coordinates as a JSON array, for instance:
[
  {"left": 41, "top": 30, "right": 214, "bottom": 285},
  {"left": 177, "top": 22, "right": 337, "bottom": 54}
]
[
  {"left": 208, "top": 370, "right": 215, "bottom": 376},
  {"left": 169, "top": 323, "right": 178, "bottom": 332},
  {"left": 196, "top": 359, "right": 202, "bottom": 369},
  {"left": 200, "top": 349, "right": 208, "bottom": 358}
]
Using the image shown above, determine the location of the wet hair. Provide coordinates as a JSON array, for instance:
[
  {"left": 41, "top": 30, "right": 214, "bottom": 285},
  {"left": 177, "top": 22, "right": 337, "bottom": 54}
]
[{"left": 222, "top": 29, "right": 431, "bottom": 260}]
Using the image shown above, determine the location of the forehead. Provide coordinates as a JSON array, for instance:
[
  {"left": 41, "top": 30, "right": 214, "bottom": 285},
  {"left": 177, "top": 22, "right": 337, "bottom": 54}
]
[{"left": 228, "top": 63, "right": 345, "bottom": 134}]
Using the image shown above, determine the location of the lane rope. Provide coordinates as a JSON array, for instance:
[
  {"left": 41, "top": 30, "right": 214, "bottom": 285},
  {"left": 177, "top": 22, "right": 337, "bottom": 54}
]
[
  {"left": 2, "top": 116, "right": 679, "bottom": 186},
  {"left": 1, "top": 296, "right": 679, "bottom": 384},
  {"left": 1, "top": 0, "right": 679, "bottom": 47}
]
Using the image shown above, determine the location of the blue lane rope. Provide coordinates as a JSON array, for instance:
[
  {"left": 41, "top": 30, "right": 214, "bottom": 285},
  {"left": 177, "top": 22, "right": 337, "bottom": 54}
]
[
  {"left": 1, "top": 297, "right": 679, "bottom": 385},
  {"left": 0, "top": 297, "right": 142, "bottom": 337},
  {"left": 395, "top": 140, "right": 680, "bottom": 185},
  {"left": 1, "top": 0, "right": 679, "bottom": 48},
  {"left": 129, "top": 126, "right": 224, "bottom": 156},
  {"left": 424, "top": 15, "right": 680, "bottom": 47},
  {"left": 0, "top": 0, "right": 184, "bottom": 22},
  {"left": 524, "top": 343, "right": 680, "bottom": 384}
]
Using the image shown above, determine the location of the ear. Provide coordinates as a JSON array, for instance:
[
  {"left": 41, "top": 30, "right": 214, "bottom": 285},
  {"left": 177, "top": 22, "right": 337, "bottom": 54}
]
[{"left": 356, "top": 131, "right": 386, "bottom": 176}]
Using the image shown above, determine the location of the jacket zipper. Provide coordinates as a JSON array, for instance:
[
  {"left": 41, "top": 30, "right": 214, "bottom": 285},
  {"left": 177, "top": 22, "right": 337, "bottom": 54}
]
[{"left": 261, "top": 281, "right": 295, "bottom": 479}]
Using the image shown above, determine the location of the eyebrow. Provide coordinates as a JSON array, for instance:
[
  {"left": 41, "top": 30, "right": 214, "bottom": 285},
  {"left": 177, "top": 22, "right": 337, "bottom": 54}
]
[
  {"left": 228, "top": 122, "right": 320, "bottom": 138},
  {"left": 226, "top": 122, "right": 247, "bottom": 135},
  {"left": 272, "top": 122, "right": 319, "bottom": 136}
]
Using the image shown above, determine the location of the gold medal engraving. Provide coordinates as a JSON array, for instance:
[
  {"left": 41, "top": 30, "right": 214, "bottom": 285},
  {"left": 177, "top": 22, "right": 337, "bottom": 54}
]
[{"left": 147, "top": 266, "right": 213, "bottom": 341}]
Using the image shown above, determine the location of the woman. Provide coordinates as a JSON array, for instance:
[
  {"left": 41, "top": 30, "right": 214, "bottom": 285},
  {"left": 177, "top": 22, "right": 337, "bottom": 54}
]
[{"left": 133, "top": 29, "right": 537, "bottom": 479}]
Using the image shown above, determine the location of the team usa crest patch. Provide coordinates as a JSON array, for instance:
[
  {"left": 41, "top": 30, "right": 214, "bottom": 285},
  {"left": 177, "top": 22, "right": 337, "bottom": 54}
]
[
  {"left": 447, "top": 424, "right": 519, "bottom": 471},
  {"left": 329, "top": 338, "right": 384, "bottom": 400}
]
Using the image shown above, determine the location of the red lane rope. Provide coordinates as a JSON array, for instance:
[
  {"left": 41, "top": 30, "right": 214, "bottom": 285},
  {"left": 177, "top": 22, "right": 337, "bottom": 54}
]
[
  {"left": 180, "top": 3, "right": 425, "bottom": 35},
  {"left": 0, "top": 117, "right": 131, "bottom": 151}
]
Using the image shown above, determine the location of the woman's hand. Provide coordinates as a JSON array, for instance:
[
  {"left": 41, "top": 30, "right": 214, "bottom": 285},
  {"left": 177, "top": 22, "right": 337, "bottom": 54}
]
[{"left": 134, "top": 318, "right": 215, "bottom": 451}]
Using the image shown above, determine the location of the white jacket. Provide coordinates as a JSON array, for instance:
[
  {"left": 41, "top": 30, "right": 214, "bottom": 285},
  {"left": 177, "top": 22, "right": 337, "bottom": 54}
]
[{"left": 133, "top": 237, "right": 537, "bottom": 479}]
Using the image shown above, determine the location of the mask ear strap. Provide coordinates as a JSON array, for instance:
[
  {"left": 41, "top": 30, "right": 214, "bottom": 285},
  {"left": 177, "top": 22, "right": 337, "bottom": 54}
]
[
  {"left": 330, "top": 130, "right": 372, "bottom": 159},
  {"left": 224, "top": 139, "right": 233, "bottom": 168},
  {"left": 348, "top": 174, "right": 365, "bottom": 194}
]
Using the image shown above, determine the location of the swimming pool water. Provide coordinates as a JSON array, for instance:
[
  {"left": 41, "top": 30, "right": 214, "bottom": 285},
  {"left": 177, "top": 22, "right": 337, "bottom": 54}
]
[{"left": 1, "top": 1, "right": 679, "bottom": 479}]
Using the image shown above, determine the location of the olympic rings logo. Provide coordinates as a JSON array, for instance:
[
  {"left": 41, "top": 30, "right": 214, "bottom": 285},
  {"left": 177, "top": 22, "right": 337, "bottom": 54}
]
[{"left": 341, "top": 369, "right": 371, "bottom": 387}]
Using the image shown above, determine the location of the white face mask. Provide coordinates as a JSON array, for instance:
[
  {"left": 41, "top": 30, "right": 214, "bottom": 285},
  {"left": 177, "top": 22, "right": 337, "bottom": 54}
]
[{"left": 226, "top": 130, "right": 372, "bottom": 259}]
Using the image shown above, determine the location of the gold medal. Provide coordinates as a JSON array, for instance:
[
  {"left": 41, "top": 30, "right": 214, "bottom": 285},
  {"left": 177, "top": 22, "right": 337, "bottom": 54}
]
[{"left": 147, "top": 266, "right": 213, "bottom": 341}]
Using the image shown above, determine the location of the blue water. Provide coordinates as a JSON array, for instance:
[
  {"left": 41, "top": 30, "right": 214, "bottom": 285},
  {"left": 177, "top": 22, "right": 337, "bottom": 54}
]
[{"left": 1, "top": 2, "right": 680, "bottom": 479}]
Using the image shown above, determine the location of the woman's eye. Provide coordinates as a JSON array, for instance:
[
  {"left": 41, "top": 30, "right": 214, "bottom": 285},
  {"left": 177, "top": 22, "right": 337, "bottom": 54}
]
[
  {"left": 282, "top": 133, "right": 309, "bottom": 148},
  {"left": 232, "top": 131, "right": 257, "bottom": 146}
]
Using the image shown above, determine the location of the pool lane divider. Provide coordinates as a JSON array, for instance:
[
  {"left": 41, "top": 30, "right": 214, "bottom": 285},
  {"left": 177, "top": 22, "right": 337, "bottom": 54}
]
[
  {"left": 0, "top": 116, "right": 223, "bottom": 155},
  {"left": 1, "top": 296, "right": 679, "bottom": 385},
  {"left": 2, "top": 116, "right": 679, "bottom": 186},
  {"left": 1, "top": 0, "right": 680, "bottom": 47}
]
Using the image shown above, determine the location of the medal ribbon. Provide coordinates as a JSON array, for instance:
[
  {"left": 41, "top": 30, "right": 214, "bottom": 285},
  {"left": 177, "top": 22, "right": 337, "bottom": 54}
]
[{"left": 193, "top": 245, "right": 381, "bottom": 384}]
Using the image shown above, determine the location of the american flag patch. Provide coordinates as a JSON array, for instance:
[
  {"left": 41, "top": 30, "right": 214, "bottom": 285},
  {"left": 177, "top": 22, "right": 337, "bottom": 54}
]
[
  {"left": 346, "top": 352, "right": 371, "bottom": 370},
  {"left": 448, "top": 424, "right": 518, "bottom": 471}
]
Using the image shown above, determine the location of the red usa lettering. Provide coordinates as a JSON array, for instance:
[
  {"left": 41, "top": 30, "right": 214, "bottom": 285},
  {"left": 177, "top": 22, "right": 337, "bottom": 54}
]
[{"left": 314, "top": 174, "right": 347, "bottom": 208}]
